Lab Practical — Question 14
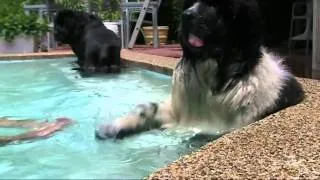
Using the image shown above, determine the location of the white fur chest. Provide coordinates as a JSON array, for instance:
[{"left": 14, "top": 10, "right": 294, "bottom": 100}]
[
  {"left": 171, "top": 58, "right": 232, "bottom": 132},
  {"left": 169, "top": 50, "right": 289, "bottom": 134}
]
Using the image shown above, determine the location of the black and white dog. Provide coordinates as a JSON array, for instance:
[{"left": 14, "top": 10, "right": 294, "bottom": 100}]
[{"left": 95, "top": 0, "right": 305, "bottom": 139}]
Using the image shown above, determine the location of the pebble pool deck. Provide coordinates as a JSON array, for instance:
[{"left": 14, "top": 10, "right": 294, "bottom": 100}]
[{"left": 1, "top": 49, "right": 320, "bottom": 179}]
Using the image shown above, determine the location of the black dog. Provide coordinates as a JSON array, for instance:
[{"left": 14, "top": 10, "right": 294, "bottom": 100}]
[{"left": 53, "top": 9, "right": 121, "bottom": 73}]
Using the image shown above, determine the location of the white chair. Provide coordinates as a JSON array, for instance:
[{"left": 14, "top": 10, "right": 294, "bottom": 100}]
[
  {"left": 288, "top": 0, "right": 313, "bottom": 55},
  {"left": 120, "top": 0, "right": 162, "bottom": 48}
]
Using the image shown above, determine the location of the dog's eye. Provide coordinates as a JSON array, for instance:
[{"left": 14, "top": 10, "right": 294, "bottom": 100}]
[
  {"left": 139, "top": 111, "right": 146, "bottom": 118},
  {"left": 136, "top": 105, "right": 147, "bottom": 118}
]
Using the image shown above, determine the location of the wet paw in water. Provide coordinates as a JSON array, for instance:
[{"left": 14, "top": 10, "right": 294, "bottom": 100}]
[
  {"left": 87, "top": 66, "right": 96, "bottom": 73},
  {"left": 95, "top": 124, "right": 137, "bottom": 140}
]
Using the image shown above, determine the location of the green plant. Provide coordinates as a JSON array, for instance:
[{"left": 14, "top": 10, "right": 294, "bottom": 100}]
[
  {"left": 97, "top": 9, "right": 120, "bottom": 21},
  {"left": 25, "top": 0, "right": 43, "bottom": 4},
  {"left": 92, "top": 0, "right": 120, "bottom": 21},
  {"left": 0, "top": 0, "right": 26, "bottom": 17},
  {"left": 0, "top": 0, "right": 50, "bottom": 42},
  {"left": 55, "top": 0, "right": 121, "bottom": 21},
  {"left": 0, "top": 13, "right": 49, "bottom": 42},
  {"left": 55, "top": 0, "right": 87, "bottom": 11}
]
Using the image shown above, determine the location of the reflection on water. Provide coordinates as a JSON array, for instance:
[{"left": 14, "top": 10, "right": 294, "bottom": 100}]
[{"left": 0, "top": 58, "right": 220, "bottom": 179}]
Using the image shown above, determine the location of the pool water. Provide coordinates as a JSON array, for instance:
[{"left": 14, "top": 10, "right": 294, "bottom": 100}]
[{"left": 0, "top": 58, "right": 209, "bottom": 179}]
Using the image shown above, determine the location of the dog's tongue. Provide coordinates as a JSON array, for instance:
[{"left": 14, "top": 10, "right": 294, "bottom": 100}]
[{"left": 188, "top": 34, "right": 204, "bottom": 47}]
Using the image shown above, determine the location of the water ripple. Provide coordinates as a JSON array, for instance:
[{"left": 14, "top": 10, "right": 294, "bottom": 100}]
[{"left": 0, "top": 59, "right": 200, "bottom": 179}]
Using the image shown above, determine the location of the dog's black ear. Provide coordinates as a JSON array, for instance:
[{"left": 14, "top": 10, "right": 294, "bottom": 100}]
[
  {"left": 234, "top": 0, "right": 263, "bottom": 60},
  {"left": 89, "top": 14, "right": 98, "bottom": 20},
  {"left": 216, "top": 0, "right": 263, "bottom": 91},
  {"left": 57, "top": 9, "right": 76, "bottom": 19},
  {"left": 222, "top": 0, "right": 263, "bottom": 61}
]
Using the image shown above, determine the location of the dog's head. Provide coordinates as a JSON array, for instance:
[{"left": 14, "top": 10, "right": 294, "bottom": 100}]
[
  {"left": 53, "top": 9, "right": 99, "bottom": 44},
  {"left": 180, "top": 0, "right": 264, "bottom": 90},
  {"left": 180, "top": 0, "right": 225, "bottom": 58},
  {"left": 180, "top": 0, "right": 263, "bottom": 61}
]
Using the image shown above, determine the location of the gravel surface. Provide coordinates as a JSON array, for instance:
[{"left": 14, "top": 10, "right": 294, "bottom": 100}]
[{"left": 149, "top": 78, "right": 320, "bottom": 179}]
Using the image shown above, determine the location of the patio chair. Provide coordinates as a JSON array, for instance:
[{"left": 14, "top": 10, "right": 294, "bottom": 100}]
[
  {"left": 288, "top": 0, "right": 313, "bottom": 55},
  {"left": 23, "top": 0, "right": 61, "bottom": 51},
  {"left": 120, "top": 0, "right": 162, "bottom": 49}
]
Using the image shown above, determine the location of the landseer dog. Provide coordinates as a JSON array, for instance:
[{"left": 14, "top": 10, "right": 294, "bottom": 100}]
[
  {"left": 95, "top": 0, "right": 305, "bottom": 139},
  {"left": 53, "top": 9, "right": 121, "bottom": 73}
]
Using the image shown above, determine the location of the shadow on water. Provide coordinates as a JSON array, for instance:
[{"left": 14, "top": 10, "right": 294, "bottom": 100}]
[
  {"left": 181, "top": 133, "right": 226, "bottom": 152},
  {"left": 73, "top": 66, "right": 133, "bottom": 79}
]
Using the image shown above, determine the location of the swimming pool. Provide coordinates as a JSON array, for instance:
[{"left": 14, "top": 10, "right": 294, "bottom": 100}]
[{"left": 0, "top": 58, "right": 210, "bottom": 179}]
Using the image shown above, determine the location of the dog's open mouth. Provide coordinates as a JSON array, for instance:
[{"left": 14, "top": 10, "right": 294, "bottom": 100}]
[{"left": 188, "top": 34, "right": 204, "bottom": 47}]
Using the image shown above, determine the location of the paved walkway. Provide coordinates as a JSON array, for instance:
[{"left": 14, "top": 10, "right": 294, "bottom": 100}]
[{"left": 132, "top": 44, "right": 182, "bottom": 58}]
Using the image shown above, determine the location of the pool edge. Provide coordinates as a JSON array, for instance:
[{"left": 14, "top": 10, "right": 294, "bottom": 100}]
[
  {"left": 0, "top": 52, "right": 76, "bottom": 60},
  {"left": 0, "top": 50, "right": 176, "bottom": 76}
]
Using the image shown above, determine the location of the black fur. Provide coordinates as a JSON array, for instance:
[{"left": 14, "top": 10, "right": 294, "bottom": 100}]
[
  {"left": 181, "top": 0, "right": 304, "bottom": 116},
  {"left": 53, "top": 9, "right": 121, "bottom": 73}
]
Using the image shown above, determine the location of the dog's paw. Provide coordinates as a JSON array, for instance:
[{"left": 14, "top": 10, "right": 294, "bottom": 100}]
[
  {"left": 97, "top": 65, "right": 121, "bottom": 73},
  {"left": 95, "top": 103, "right": 159, "bottom": 140},
  {"left": 95, "top": 123, "right": 136, "bottom": 140},
  {"left": 95, "top": 124, "right": 118, "bottom": 139},
  {"left": 99, "top": 66, "right": 110, "bottom": 73},
  {"left": 109, "top": 65, "right": 121, "bottom": 73},
  {"left": 86, "top": 66, "right": 96, "bottom": 73}
]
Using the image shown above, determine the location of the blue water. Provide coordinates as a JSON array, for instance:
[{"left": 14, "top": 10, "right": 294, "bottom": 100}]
[{"left": 0, "top": 58, "right": 203, "bottom": 179}]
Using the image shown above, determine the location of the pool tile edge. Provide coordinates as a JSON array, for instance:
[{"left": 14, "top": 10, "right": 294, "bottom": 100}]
[
  {"left": 0, "top": 52, "right": 76, "bottom": 60},
  {"left": 0, "top": 50, "right": 178, "bottom": 77}
]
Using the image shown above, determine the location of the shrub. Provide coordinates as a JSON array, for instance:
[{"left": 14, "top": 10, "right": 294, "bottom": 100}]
[
  {"left": 55, "top": 0, "right": 87, "bottom": 11},
  {"left": 56, "top": 0, "right": 121, "bottom": 21},
  {"left": 0, "top": 0, "right": 25, "bottom": 17},
  {"left": 0, "top": 0, "right": 50, "bottom": 42},
  {"left": 0, "top": 13, "right": 49, "bottom": 42},
  {"left": 91, "top": 0, "right": 120, "bottom": 21}
]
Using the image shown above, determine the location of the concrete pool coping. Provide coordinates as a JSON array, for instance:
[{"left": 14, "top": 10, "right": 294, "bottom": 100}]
[
  {"left": 0, "top": 50, "right": 320, "bottom": 179},
  {"left": 0, "top": 50, "right": 178, "bottom": 75}
]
